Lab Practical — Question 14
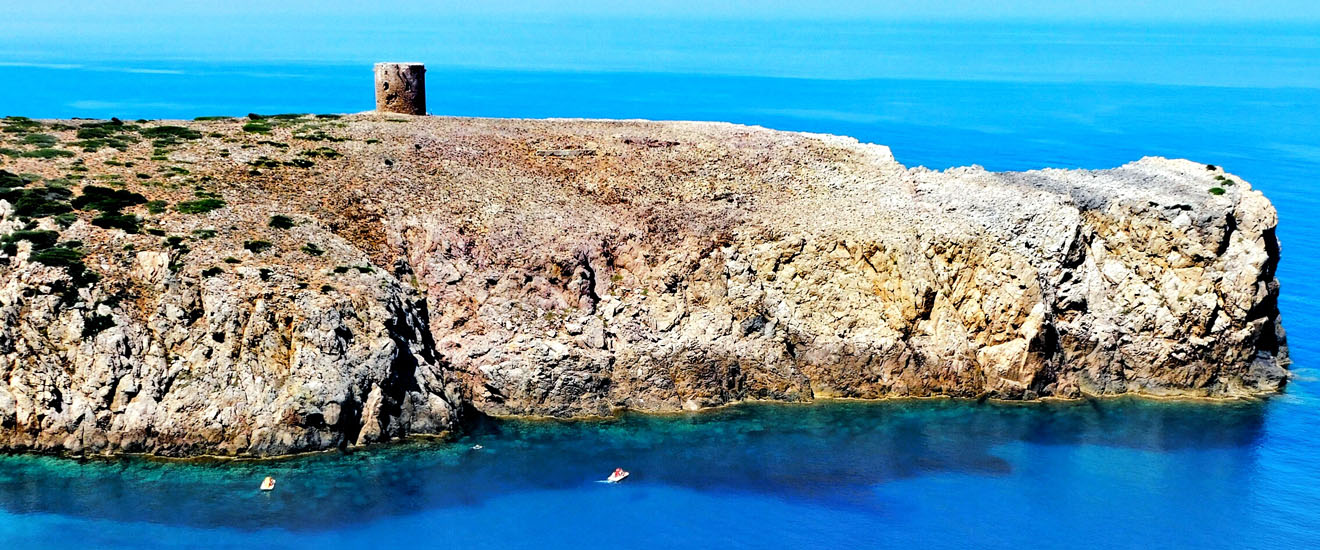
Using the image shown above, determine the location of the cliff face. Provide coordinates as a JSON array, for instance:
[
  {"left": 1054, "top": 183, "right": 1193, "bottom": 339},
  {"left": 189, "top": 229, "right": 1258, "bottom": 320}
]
[
  {"left": 0, "top": 114, "right": 1287, "bottom": 455},
  {"left": 0, "top": 236, "right": 458, "bottom": 456}
]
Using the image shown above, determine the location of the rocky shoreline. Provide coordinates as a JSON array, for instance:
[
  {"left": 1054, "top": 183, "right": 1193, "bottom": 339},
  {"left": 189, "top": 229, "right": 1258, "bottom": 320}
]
[{"left": 0, "top": 114, "right": 1288, "bottom": 456}]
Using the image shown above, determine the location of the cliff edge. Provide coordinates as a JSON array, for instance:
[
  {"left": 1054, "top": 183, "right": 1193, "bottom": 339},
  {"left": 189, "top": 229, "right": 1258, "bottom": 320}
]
[{"left": 0, "top": 114, "right": 1287, "bottom": 456}]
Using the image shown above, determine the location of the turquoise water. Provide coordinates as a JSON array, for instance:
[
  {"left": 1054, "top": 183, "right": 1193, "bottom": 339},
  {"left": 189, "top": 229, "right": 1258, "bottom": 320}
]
[
  {"left": 2, "top": 19, "right": 1320, "bottom": 549},
  {"left": 0, "top": 400, "right": 1306, "bottom": 548}
]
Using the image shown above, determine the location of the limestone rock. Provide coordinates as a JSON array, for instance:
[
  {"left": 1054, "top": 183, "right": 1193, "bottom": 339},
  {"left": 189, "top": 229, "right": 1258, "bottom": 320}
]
[{"left": 0, "top": 115, "right": 1287, "bottom": 456}]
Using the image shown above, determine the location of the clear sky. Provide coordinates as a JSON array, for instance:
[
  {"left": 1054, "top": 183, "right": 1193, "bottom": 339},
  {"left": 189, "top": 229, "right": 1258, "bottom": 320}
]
[{"left": 9, "top": 0, "right": 1320, "bottom": 20}]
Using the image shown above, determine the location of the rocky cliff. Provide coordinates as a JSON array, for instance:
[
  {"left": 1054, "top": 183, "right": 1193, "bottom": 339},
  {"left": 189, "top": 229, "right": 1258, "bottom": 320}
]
[{"left": 0, "top": 114, "right": 1288, "bottom": 456}]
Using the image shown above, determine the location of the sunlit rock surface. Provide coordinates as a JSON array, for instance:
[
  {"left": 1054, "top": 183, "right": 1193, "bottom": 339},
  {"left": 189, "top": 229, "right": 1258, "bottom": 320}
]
[{"left": 0, "top": 115, "right": 1287, "bottom": 455}]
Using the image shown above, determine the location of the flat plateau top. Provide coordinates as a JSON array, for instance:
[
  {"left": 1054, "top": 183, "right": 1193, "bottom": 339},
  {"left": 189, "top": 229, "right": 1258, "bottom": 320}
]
[{"left": 0, "top": 114, "right": 1261, "bottom": 272}]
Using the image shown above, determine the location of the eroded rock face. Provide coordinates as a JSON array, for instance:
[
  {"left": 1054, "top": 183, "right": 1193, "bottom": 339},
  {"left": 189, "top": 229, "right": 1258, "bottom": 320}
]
[
  {"left": 0, "top": 240, "right": 459, "bottom": 456},
  {"left": 404, "top": 156, "right": 1287, "bottom": 416},
  {"left": 0, "top": 116, "right": 1288, "bottom": 455}
]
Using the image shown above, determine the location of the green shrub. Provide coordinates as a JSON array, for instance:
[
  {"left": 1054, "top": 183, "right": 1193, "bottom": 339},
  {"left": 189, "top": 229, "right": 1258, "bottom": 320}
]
[
  {"left": 30, "top": 246, "right": 83, "bottom": 267},
  {"left": 2, "top": 229, "right": 60, "bottom": 251},
  {"left": 194, "top": 116, "right": 232, "bottom": 121},
  {"left": 30, "top": 246, "right": 101, "bottom": 289},
  {"left": 333, "top": 265, "right": 350, "bottom": 274},
  {"left": 242, "top": 121, "right": 272, "bottom": 134},
  {"left": 223, "top": 257, "right": 240, "bottom": 264},
  {"left": 72, "top": 185, "right": 147, "bottom": 212},
  {"left": 139, "top": 125, "right": 202, "bottom": 147},
  {"left": 146, "top": 200, "right": 169, "bottom": 213},
  {"left": 176, "top": 198, "right": 226, "bottom": 214},
  {"left": 202, "top": 266, "right": 223, "bottom": 277},
  {"left": 72, "top": 139, "right": 109, "bottom": 151},
  {"left": 269, "top": 215, "right": 295, "bottom": 229},
  {"left": 1209, "top": 187, "right": 1226, "bottom": 195},
  {"left": 21, "top": 148, "right": 75, "bottom": 159},
  {"left": 0, "top": 169, "right": 29, "bottom": 189},
  {"left": 301, "top": 146, "right": 341, "bottom": 158},
  {"left": 295, "top": 131, "right": 347, "bottom": 142},
  {"left": 8, "top": 185, "right": 73, "bottom": 217},
  {"left": 301, "top": 243, "right": 324, "bottom": 256},
  {"left": 192, "top": 228, "right": 217, "bottom": 239},
  {"left": 21, "top": 133, "right": 58, "bottom": 147},
  {"left": 248, "top": 157, "right": 283, "bottom": 168},
  {"left": 320, "top": 284, "right": 334, "bottom": 293},
  {"left": 244, "top": 240, "right": 273, "bottom": 253},
  {"left": 2, "top": 116, "right": 43, "bottom": 134},
  {"left": 75, "top": 122, "right": 126, "bottom": 139},
  {"left": 74, "top": 121, "right": 138, "bottom": 150},
  {"left": 90, "top": 213, "right": 141, "bottom": 233}
]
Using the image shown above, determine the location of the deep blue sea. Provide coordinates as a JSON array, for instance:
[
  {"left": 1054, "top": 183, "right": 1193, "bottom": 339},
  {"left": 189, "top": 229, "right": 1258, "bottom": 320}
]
[{"left": 1, "top": 18, "right": 1319, "bottom": 549}]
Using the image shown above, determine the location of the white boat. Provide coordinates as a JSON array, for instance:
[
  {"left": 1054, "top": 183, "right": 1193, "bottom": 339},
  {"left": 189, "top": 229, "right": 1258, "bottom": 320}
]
[{"left": 606, "top": 469, "right": 630, "bottom": 483}]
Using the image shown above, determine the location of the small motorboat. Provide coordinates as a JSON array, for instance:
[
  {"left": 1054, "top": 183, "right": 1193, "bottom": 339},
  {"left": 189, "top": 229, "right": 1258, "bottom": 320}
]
[
  {"left": 260, "top": 476, "right": 276, "bottom": 491},
  {"left": 606, "top": 468, "right": 630, "bottom": 483},
  {"left": 472, "top": 444, "right": 483, "bottom": 450}
]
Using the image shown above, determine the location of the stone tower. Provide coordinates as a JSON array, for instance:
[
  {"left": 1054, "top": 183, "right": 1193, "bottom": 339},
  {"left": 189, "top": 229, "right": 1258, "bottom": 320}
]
[{"left": 374, "top": 63, "right": 426, "bottom": 115}]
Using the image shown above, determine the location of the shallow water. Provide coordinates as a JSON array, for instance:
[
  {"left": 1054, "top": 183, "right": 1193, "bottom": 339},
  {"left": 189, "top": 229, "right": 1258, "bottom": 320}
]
[
  {"left": 2, "top": 18, "right": 1319, "bottom": 549},
  {"left": 0, "top": 398, "right": 1307, "bottom": 548}
]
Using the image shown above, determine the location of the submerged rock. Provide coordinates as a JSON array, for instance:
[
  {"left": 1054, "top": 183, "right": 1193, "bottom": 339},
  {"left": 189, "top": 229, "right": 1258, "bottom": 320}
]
[{"left": 0, "top": 115, "right": 1287, "bottom": 455}]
